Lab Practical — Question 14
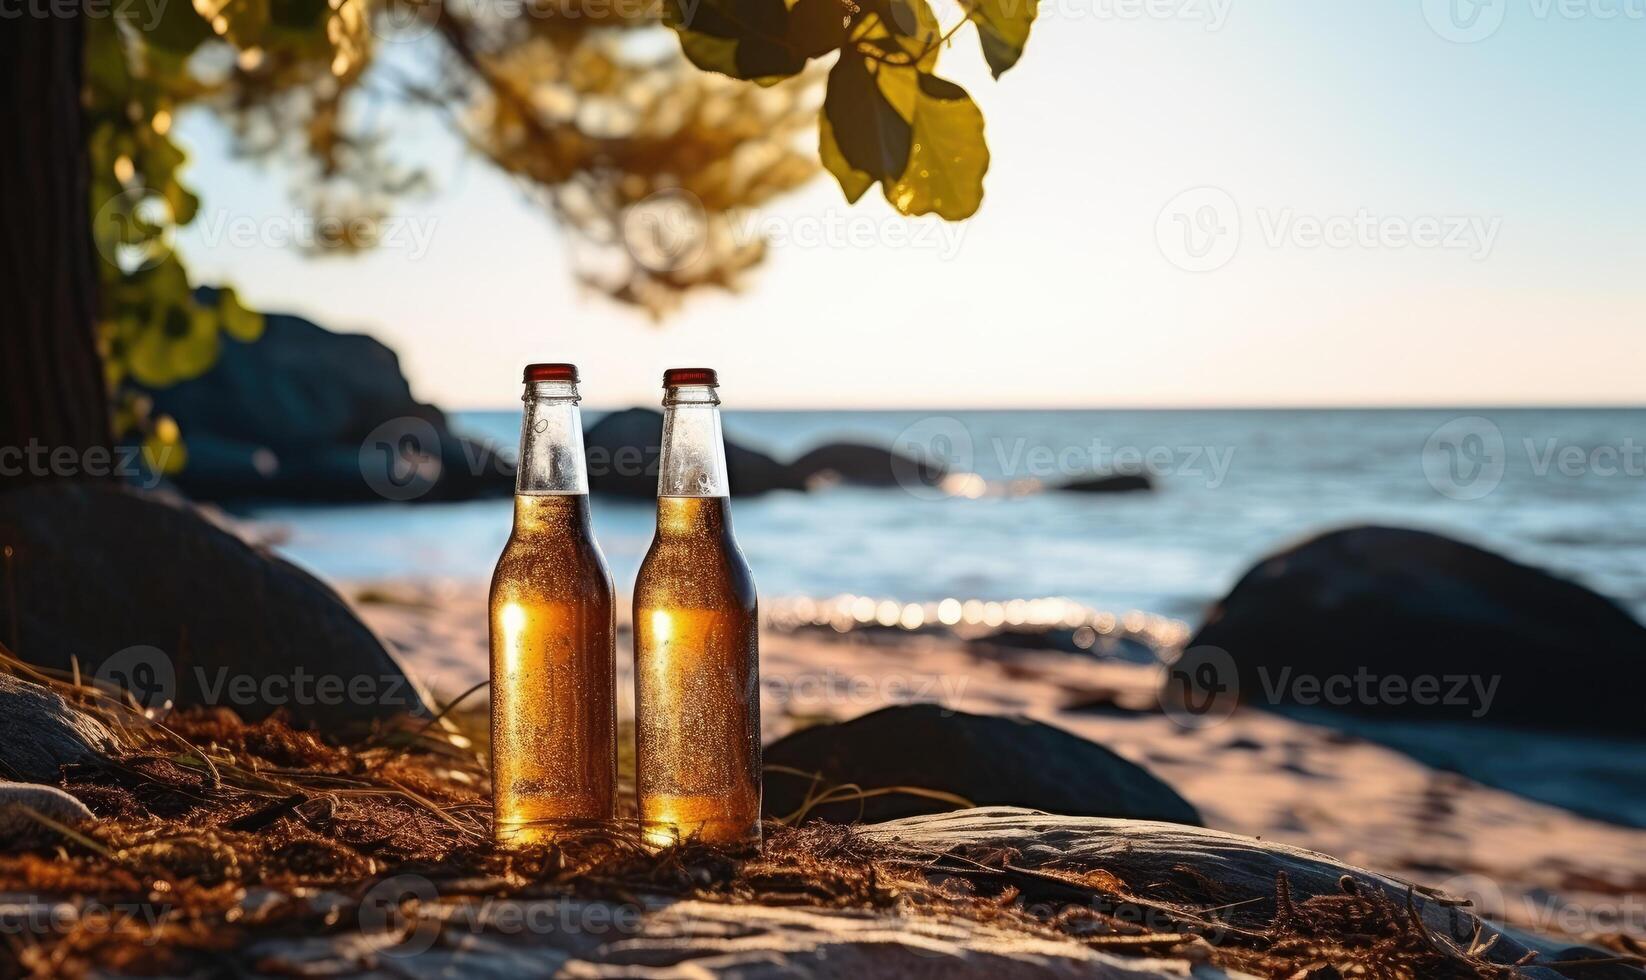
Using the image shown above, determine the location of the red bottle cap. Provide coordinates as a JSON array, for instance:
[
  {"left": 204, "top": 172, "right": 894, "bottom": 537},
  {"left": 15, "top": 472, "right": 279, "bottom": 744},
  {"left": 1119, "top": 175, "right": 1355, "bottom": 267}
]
[
  {"left": 524, "top": 363, "right": 579, "bottom": 383},
  {"left": 663, "top": 367, "right": 718, "bottom": 387}
]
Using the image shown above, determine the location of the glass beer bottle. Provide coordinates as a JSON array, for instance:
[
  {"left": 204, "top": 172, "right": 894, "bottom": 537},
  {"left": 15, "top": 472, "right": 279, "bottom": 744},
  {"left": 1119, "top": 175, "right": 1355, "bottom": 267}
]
[
  {"left": 634, "top": 368, "right": 762, "bottom": 848},
  {"left": 490, "top": 363, "right": 617, "bottom": 846}
]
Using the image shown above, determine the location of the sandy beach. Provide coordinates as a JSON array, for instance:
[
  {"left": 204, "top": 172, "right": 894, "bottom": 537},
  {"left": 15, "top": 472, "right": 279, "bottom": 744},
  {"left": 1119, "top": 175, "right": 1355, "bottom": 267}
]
[{"left": 349, "top": 578, "right": 1646, "bottom": 954}]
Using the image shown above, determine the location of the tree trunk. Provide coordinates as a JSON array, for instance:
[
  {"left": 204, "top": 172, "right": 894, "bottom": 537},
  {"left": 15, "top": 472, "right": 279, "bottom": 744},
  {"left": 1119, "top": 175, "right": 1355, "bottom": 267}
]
[{"left": 0, "top": 7, "right": 112, "bottom": 486}]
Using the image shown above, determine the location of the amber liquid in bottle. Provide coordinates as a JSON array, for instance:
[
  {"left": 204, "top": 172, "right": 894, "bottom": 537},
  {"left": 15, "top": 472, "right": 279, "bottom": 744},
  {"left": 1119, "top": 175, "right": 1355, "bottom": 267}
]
[
  {"left": 634, "top": 372, "right": 761, "bottom": 848},
  {"left": 490, "top": 369, "right": 616, "bottom": 846}
]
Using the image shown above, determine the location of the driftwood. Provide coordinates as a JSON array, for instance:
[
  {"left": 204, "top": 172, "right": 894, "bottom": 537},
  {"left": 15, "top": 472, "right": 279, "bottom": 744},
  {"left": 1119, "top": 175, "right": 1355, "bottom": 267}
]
[
  {"left": 0, "top": 673, "right": 115, "bottom": 783},
  {"left": 247, "top": 893, "right": 1219, "bottom": 979},
  {"left": 0, "top": 782, "right": 95, "bottom": 843},
  {"left": 106, "top": 809, "right": 1628, "bottom": 978},
  {"left": 858, "top": 808, "right": 1621, "bottom": 978}
]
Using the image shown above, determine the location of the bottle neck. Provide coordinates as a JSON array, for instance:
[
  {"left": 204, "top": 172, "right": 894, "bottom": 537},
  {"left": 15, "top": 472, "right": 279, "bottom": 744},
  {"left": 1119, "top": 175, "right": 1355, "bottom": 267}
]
[
  {"left": 517, "top": 381, "right": 589, "bottom": 495},
  {"left": 656, "top": 384, "right": 729, "bottom": 498}
]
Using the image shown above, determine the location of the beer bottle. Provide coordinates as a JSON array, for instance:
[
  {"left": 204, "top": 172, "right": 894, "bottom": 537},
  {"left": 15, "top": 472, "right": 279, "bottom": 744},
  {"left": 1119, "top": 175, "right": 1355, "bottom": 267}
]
[
  {"left": 490, "top": 363, "right": 617, "bottom": 845},
  {"left": 634, "top": 368, "right": 762, "bottom": 848}
]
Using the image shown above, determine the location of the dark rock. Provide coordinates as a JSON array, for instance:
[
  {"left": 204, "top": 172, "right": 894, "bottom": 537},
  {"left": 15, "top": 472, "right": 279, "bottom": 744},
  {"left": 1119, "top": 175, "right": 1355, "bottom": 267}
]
[
  {"left": 0, "top": 674, "right": 117, "bottom": 782},
  {"left": 763, "top": 704, "right": 1201, "bottom": 826},
  {"left": 582, "top": 407, "right": 801, "bottom": 498},
  {"left": 1056, "top": 472, "right": 1153, "bottom": 493},
  {"left": 136, "top": 288, "right": 514, "bottom": 503},
  {"left": 1188, "top": 525, "right": 1646, "bottom": 736},
  {"left": 0, "top": 483, "right": 431, "bottom": 729},
  {"left": 789, "top": 442, "right": 943, "bottom": 489}
]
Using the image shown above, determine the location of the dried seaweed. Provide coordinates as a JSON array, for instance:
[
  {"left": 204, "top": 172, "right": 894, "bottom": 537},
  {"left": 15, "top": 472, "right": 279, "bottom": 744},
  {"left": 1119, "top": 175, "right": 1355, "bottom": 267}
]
[{"left": 0, "top": 651, "right": 1635, "bottom": 979}]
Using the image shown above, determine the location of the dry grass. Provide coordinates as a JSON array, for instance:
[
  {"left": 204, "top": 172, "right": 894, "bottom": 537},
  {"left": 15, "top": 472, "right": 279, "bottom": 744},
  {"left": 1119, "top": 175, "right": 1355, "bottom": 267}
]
[{"left": 0, "top": 650, "right": 1626, "bottom": 979}]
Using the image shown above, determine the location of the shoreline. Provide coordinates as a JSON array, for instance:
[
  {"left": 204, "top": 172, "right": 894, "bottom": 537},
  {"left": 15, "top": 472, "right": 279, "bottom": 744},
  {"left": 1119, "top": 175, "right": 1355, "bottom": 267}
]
[{"left": 350, "top": 578, "right": 1646, "bottom": 949}]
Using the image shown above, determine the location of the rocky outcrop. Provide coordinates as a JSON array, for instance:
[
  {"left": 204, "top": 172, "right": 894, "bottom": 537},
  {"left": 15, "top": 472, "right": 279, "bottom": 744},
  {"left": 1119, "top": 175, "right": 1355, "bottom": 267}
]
[
  {"left": 583, "top": 407, "right": 802, "bottom": 497},
  {"left": 1188, "top": 525, "right": 1646, "bottom": 736},
  {"left": 1056, "top": 472, "right": 1153, "bottom": 493},
  {"left": 137, "top": 289, "right": 513, "bottom": 503},
  {"left": 789, "top": 441, "right": 942, "bottom": 488},
  {"left": 0, "top": 483, "right": 430, "bottom": 729},
  {"left": 764, "top": 704, "right": 1201, "bottom": 825}
]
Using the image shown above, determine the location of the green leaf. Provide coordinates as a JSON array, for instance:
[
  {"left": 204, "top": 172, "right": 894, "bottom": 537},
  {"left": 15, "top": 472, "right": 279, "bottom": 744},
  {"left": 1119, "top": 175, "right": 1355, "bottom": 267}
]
[
  {"left": 666, "top": 0, "right": 810, "bottom": 81},
  {"left": 880, "top": 70, "right": 989, "bottom": 219},
  {"left": 217, "top": 287, "right": 265, "bottom": 342},
  {"left": 270, "top": 0, "right": 330, "bottom": 30},
  {"left": 787, "top": 0, "right": 849, "bottom": 58},
  {"left": 128, "top": 0, "right": 215, "bottom": 55},
  {"left": 858, "top": 0, "right": 940, "bottom": 69},
  {"left": 819, "top": 114, "right": 872, "bottom": 203},
  {"left": 128, "top": 300, "right": 220, "bottom": 387},
  {"left": 143, "top": 416, "right": 189, "bottom": 475},
  {"left": 968, "top": 0, "right": 1037, "bottom": 77},
  {"left": 823, "top": 54, "right": 911, "bottom": 181}
]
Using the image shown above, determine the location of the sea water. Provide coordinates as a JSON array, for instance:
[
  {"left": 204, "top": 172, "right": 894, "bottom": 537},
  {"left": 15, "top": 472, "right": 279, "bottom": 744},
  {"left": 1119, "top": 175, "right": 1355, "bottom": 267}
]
[{"left": 248, "top": 407, "right": 1646, "bottom": 623}]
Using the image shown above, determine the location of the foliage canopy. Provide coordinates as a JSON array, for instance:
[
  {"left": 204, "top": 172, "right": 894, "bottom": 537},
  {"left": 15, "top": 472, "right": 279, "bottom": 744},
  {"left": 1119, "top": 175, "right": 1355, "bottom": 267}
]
[{"left": 86, "top": 0, "right": 1039, "bottom": 443}]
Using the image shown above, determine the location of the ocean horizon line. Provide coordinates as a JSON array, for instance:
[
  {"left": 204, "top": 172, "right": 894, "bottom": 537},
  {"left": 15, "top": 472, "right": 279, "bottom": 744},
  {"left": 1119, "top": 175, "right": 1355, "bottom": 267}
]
[{"left": 451, "top": 403, "right": 1646, "bottom": 415}]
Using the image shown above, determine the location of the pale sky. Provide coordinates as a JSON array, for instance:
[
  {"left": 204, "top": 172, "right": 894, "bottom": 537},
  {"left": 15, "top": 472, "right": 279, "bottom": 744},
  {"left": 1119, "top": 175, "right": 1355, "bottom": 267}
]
[{"left": 173, "top": 0, "right": 1646, "bottom": 410}]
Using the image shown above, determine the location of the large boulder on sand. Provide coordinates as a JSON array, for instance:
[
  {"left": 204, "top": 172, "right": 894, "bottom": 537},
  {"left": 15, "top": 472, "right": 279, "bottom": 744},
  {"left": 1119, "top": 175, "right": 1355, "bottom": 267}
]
[
  {"left": 763, "top": 704, "right": 1201, "bottom": 825},
  {"left": 137, "top": 288, "right": 512, "bottom": 503},
  {"left": 582, "top": 407, "right": 801, "bottom": 497},
  {"left": 1188, "top": 525, "right": 1646, "bottom": 736},
  {"left": 0, "top": 483, "right": 430, "bottom": 728}
]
